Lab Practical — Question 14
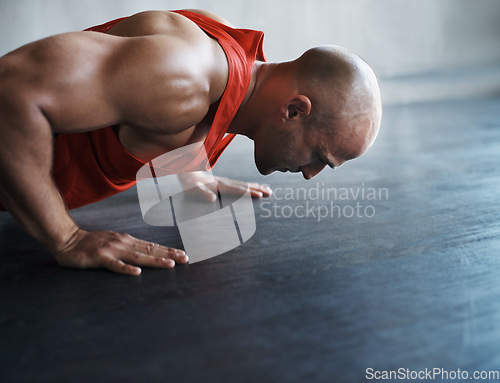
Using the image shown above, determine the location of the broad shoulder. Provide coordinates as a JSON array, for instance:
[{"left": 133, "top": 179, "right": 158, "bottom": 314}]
[
  {"left": 107, "top": 9, "right": 229, "bottom": 104},
  {"left": 105, "top": 10, "right": 230, "bottom": 140},
  {"left": 105, "top": 11, "right": 198, "bottom": 38},
  {"left": 105, "top": 9, "right": 234, "bottom": 37},
  {"left": 109, "top": 33, "right": 226, "bottom": 129},
  {"left": 182, "top": 9, "right": 235, "bottom": 27},
  {"left": 106, "top": 10, "right": 229, "bottom": 107}
]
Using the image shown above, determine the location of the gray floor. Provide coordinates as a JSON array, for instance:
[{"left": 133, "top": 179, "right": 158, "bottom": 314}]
[{"left": 1, "top": 97, "right": 500, "bottom": 382}]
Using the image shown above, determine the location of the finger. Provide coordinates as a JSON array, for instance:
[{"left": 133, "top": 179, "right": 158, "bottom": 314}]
[
  {"left": 259, "top": 185, "right": 273, "bottom": 196},
  {"left": 129, "top": 239, "right": 189, "bottom": 263},
  {"left": 217, "top": 180, "right": 272, "bottom": 198},
  {"left": 217, "top": 181, "right": 249, "bottom": 195},
  {"left": 247, "top": 183, "right": 273, "bottom": 196},
  {"left": 218, "top": 179, "right": 266, "bottom": 190},
  {"left": 122, "top": 251, "right": 176, "bottom": 269},
  {"left": 197, "top": 183, "right": 218, "bottom": 202},
  {"left": 249, "top": 190, "right": 264, "bottom": 198},
  {"left": 103, "top": 257, "right": 142, "bottom": 276},
  {"left": 173, "top": 249, "right": 189, "bottom": 264},
  {"left": 184, "top": 183, "right": 217, "bottom": 202}
]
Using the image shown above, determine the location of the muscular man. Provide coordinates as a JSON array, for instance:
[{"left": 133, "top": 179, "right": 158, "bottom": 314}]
[{"left": 0, "top": 9, "right": 382, "bottom": 275}]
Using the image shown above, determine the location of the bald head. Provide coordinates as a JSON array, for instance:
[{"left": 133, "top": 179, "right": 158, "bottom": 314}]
[
  {"left": 234, "top": 44, "right": 382, "bottom": 178},
  {"left": 296, "top": 45, "right": 382, "bottom": 160}
]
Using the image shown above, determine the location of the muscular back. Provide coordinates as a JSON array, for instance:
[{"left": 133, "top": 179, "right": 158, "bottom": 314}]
[{"left": 0, "top": 11, "right": 228, "bottom": 140}]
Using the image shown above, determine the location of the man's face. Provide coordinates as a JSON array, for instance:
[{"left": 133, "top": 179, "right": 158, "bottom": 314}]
[
  {"left": 253, "top": 115, "right": 374, "bottom": 180},
  {"left": 253, "top": 120, "right": 334, "bottom": 180}
]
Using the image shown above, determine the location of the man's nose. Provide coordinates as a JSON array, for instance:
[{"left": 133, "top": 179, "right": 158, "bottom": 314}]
[{"left": 301, "top": 163, "right": 327, "bottom": 180}]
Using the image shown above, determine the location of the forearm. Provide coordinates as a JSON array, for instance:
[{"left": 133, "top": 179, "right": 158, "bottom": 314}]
[
  {"left": 0, "top": 105, "right": 188, "bottom": 274},
  {"left": 0, "top": 105, "right": 78, "bottom": 253}
]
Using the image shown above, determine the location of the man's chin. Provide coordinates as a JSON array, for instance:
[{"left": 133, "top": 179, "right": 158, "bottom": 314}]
[
  {"left": 258, "top": 168, "right": 273, "bottom": 176},
  {"left": 256, "top": 162, "right": 289, "bottom": 175},
  {"left": 255, "top": 161, "right": 271, "bottom": 176},
  {"left": 255, "top": 155, "right": 280, "bottom": 175}
]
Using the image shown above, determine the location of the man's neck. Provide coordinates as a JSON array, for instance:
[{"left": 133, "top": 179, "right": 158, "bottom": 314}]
[
  {"left": 241, "top": 61, "right": 265, "bottom": 110},
  {"left": 227, "top": 61, "right": 295, "bottom": 139},
  {"left": 227, "top": 61, "right": 268, "bottom": 138}
]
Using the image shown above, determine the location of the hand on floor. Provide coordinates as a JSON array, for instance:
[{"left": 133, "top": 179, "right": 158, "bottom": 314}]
[
  {"left": 54, "top": 229, "right": 188, "bottom": 276},
  {"left": 177, "top": 172, "right": 272, "bottom": 202}
]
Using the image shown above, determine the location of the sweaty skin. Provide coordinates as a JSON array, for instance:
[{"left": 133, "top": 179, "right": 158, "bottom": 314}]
[{"left": 0, "top": 10, "right": 269, "bottom": 275}]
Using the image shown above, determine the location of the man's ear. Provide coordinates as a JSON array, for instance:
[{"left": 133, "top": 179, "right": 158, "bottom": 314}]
[{"left": 281, "top": 95, "right": 312, "bottom": 121}]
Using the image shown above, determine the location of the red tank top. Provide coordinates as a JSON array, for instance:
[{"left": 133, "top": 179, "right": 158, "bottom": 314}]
[{"left": 46, "top": 11, "right": 266, "bottom": 210}]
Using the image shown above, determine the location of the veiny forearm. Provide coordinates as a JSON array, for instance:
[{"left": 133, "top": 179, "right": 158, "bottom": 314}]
[{"left": 0, "top": 102, "right": 78, "bottom": 253}]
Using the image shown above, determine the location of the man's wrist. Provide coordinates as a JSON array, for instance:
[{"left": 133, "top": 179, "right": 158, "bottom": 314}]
[{"left": 44, "top": 220, "right": 80, "bottom": 255}]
